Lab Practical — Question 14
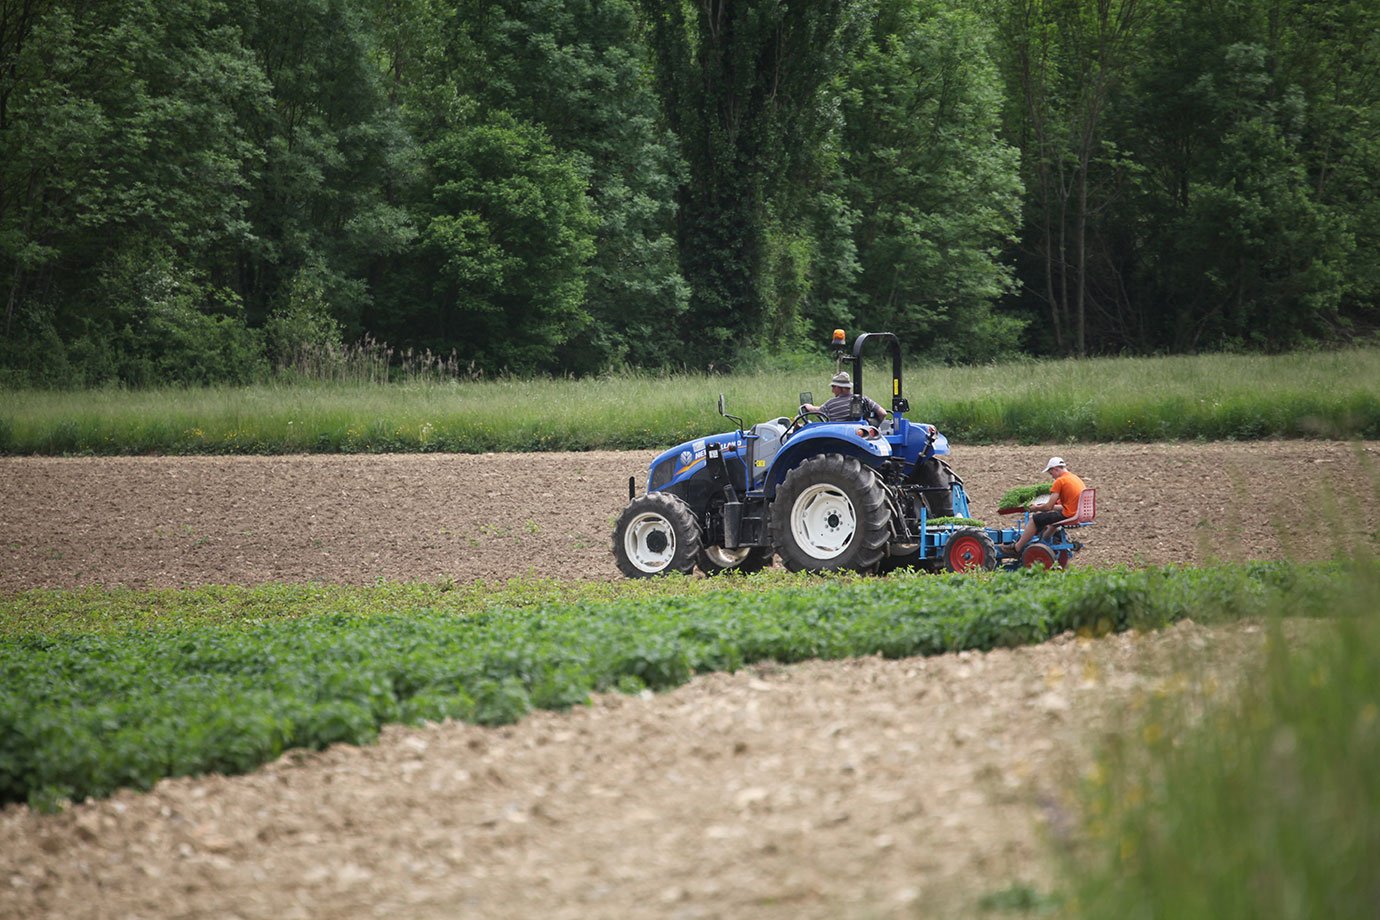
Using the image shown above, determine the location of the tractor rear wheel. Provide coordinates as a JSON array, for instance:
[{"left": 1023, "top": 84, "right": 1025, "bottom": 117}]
[
  {"left": 910, "top": 458, "right": 956, "bottom": 518},
  {"left": 944, "top": 527, "right": 998, "bottom": 573},
  {"left": 771, "top": 454, "right": 891, "bottom": 574},
  {"left": 613, "top": 492, "right": 701, "bottom": 578},
  {"left": 698, "top": 545, "right": 773, "bottom": 576}
]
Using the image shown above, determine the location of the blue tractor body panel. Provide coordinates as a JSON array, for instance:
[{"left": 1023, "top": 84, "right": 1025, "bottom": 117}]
[{"left": 646, "top": 430, "right": 745, "bottom": 493}]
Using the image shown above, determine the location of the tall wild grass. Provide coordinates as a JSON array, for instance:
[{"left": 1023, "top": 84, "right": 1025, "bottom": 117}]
[
  {"left": 1065, "top": 459, "right": 1380, "bottom": 919},
  {"left": 2, "top": 348, "right": 1378, "bottom": 455},
  {"left": 1068, "top": 558, "right": 1380, "bottom": 919}
]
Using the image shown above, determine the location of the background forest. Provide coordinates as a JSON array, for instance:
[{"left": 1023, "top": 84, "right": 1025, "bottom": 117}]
[{"left": 1, "top": 0, "right": 1376, "bottom": 386}]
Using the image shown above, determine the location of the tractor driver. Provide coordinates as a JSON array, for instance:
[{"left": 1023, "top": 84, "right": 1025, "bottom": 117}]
[
  {"left": 1001, "top": 456, "right": 1086, "bottom": 559},
  {"left": 803, "top": 371, "right": 889, "bottom": 424}
]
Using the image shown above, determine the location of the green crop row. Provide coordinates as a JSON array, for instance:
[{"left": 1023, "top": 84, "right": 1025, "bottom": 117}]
[
  {"left": 1, "top": 561, "right": 1365, "bottom": 809},
  {"left": 2, "top": 348, "right": 1379, "bottom": 455},
  {"left": 0, "top": 574, "right": 800, "bottom": 638}
]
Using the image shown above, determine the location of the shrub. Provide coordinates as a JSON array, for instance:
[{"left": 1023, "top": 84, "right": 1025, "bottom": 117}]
[
  {"left": 264, "top": 264, "right": 346, "bottom": 378},
  {"left": 98, "top": 244, "right": 267, "bottom": 386}
]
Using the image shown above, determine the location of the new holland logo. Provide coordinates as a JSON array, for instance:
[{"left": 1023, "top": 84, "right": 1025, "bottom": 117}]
[{"left": 679, "top": 449, "right": 694, "bottom": 467}]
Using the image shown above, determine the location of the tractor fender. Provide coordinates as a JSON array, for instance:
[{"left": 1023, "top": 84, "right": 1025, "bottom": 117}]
[
  {"left": 892, "top": 419, "right": 950, "bottom": 459},
  {"left": 764, "top": 427, "right": 891, "bottom": 499}
]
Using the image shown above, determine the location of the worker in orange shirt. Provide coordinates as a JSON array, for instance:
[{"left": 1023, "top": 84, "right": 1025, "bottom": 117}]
[{"left": 1001, "top": 457, "right": 1085, "bottom": 558}]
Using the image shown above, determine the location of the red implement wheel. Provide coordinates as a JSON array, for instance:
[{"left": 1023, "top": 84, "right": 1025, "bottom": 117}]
[
  {"left": 1020, "top": 543, "right": 1058, "bottom": 569},
  {"left": 944, "top": 527, "right": 997, "bottom": 573}
]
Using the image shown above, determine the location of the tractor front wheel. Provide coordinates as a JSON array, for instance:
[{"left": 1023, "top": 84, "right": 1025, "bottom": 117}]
[
  {"left": 771, "top": 454, "right": 891, "bottom": 574},
  {"left": 613, "top": 493, "right": 701, "bottom": 578},
  {"left": 944, "top": 527, "right": 998, "bottom": 573}
]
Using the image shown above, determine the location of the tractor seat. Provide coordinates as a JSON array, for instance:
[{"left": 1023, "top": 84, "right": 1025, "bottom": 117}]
[
  {"left": 1041, "top": 488, "right": 1096, "bottom": 541},
  {"left": 748, "top": 420, "right": 788, "bottom": 485}
]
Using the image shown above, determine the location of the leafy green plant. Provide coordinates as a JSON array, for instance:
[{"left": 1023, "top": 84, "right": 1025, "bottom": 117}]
[
  {"left": 0, "top": 561, "right": 1366, "bottom": 808},
  {"left": 997, "top": 483, "right": 1051, "bottom": 510}
]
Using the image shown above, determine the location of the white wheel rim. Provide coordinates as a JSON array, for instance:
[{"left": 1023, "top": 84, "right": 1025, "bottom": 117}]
[
  {"left": 625, "top": 511, "right": 676, "bottom": 573},
  {"left": 704, "top": 545, "right": 752, "bottom": 568},
  {"left": 790, "top": 483, "right": 856, "bottom": 560}
]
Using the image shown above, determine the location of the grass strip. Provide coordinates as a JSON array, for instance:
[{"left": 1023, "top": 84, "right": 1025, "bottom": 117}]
[
  {"left": 1067, "top": 560, "right": 1380, "bottom": 918},
  {"left": 0, "top": 561, "right": 1363, "bottom": 809},
  {"left": 2, "top": 348, "right": 1379, "bottom": 455}
]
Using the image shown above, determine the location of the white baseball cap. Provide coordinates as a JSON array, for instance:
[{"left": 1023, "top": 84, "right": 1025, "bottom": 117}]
[{"left": 1043, "top": 456, "right": 1067, "bottom": 472}]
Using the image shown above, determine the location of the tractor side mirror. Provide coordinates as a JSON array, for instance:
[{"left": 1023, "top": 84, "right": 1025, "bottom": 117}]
[
  {"left": 849, "top": 394, "right": 862, "bottom": 419},
  {"left": 799, "top": 391, "right": 812, "bottom": 406},
  {"left": 717, "top": 393, "right": 744, "bottom": 433}
]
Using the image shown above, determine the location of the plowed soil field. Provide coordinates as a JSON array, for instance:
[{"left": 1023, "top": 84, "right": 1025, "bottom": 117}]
[
  {"left": 2, "top": 440, "right": 1377, "bottom": 590},
  {"left": 0, "top": 441, "right": 1374, "bottom": 920}
]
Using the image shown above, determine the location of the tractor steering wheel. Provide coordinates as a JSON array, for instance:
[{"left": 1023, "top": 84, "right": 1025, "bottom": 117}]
[{"left": 787, "top": 407, "right": 829, "bottom": 435}]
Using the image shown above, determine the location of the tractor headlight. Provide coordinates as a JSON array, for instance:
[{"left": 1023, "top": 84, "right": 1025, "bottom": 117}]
[{"left": 650, "top": 457, "right": 675, "bottom": 489}]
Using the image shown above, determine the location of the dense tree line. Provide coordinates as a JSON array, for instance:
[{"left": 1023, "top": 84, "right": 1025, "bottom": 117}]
[{"left": 1, "top": 0, "right": 1375, "bottom": 385}]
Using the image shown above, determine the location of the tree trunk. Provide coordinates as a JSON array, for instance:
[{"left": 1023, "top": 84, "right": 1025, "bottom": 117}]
[
  {"left": 3, "top": 267, "right": 20, "bottom": 339},
  {"left": 1075, "top": 152, "right": 1089, "bottom": 357}
]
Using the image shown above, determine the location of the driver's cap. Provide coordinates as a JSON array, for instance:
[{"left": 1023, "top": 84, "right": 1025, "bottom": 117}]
[
  {"left": 1044, "top": 456, "right": 1067, "bottom": 472},
  {"left": 830, "top": 371, "right": 852, "bottom": 389}
]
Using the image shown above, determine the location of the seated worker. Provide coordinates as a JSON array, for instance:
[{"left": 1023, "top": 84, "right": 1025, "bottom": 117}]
[
  {"left": 1001, "top": 456, "right": 1085, "bottom": 558},
  {"left": 803, "top": 371, "right": 889, "bottom": 424}
]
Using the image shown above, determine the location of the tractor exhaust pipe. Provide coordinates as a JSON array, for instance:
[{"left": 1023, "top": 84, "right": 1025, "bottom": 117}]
[{"left": 628, "top": 476, "right": 636, "bottom": 501}]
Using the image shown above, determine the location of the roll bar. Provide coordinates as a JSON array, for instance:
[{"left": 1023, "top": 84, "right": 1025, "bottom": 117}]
[{"left": 834, "top": 331, "right": 909, "bottom": 416}]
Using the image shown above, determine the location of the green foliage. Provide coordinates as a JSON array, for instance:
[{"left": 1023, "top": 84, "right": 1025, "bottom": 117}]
[
  {"left": 453, "top": 0, "right": 689, "bottom": 372},
  {"left": 97, "top": 244, "right": 268, "bottom": 386},
  {"left": 264, "top": 264, "right": 346, "bottom": 375},
  {"left": 928, "top": 516, "right": 986, "bottom": 527},
  {"left": 841, "top": 0, "right": 1025, "bottom": 363},
  {"left": 1070, "top": 562, "right": 1380, "bottom": 918},
  {"left": 997, "top": 483, "right": 1051, "bottom": 511},
  {"left": 0, "top": 0, "right": 270, "bottom": 386},
  {"left": 420, "top": 112, "right": 597, "bottom": 373},
  {"left": 638, "top": 0, "right": 874, "bottom": 362},
  {"left": 228, "top": 0, "right": 413, "bottom": 332},
  {"left": 1, "top": 561, "right": 1362, "bottom": 807},
  {"left": 1120, "top": 8, "right": 1354, "bottom": 351},
  {"left": 995, "top": 0, "right": 1380, "bottom": 357},
  {"left": 2, "top": 0, "right": 1378, "bottom": 384}
]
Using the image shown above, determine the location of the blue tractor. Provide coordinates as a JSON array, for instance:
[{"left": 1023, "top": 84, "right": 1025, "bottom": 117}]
[{"left": 614, "top": 330, "right": 1033, "bottom": 577}]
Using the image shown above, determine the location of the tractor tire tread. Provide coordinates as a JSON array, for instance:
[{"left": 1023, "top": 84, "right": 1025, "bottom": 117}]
[
  {"left": 771, "top": 454, "right": 892, "bottom": 574},
  {"left": 612, "top": 491, "right": 702, "bottom": 578}
]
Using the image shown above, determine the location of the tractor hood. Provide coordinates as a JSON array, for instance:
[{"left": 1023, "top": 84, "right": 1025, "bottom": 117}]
[{"left": 645, "top": 430, "right": 744, "bottom": 491}]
